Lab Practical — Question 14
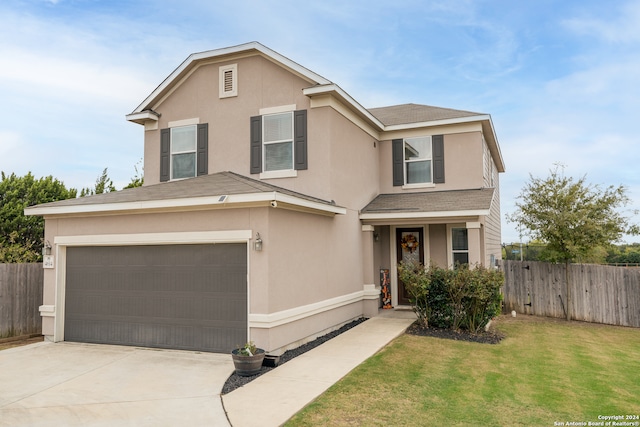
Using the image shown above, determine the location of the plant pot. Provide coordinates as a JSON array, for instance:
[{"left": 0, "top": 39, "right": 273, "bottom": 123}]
[{"left": 231, "top": 348, "right": 265, "bottom": 376}]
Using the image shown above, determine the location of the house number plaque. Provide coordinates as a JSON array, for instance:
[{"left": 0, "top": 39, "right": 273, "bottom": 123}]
[{"left": 43, "top": 255, "right": 54, "bottom": 269}]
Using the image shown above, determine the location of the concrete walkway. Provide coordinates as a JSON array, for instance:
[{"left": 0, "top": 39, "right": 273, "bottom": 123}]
[{"left": 222, "top": 313, "right": 415, "bottom": 427}]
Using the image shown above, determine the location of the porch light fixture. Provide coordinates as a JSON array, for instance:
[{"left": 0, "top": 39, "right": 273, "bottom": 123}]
[
  {"left": 254, "top": 233, "right": 263, "bottom": 251},
  {"left": 42, "top": 241, "right": 52, "bottom": 256}
]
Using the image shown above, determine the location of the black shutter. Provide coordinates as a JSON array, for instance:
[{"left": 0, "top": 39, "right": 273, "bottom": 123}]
[
  {"left": 197, "top": 123, "right": 208, "bottom": 176},
  {"left": 293, "top": 110, "right": 307, "bottom": 170},
  {"left": 392, "top": 139, "right": 404, "bottom": 186},
  {"left": 432, "top": 134, "right": 445, "bottom": 184},
  {"left": 250, "top": 116, "right": 262, "bottom": 174},
  {"left": 160, "top": 128, "right": 170, "bottom": 182}
]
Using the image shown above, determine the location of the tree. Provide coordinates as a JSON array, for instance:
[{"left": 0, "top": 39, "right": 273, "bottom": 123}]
[
  {"left": 606, "top": 243, "right": 640, "bottom": 265},
  {"left": 80, "top": 167, "right": 116, "bottom": 197},
  {"left": 0, "top": 172, "right": 77, "bottom": 262},
  {"left": 508, "top": 165, "right": 639, "bottom": 320},
  {"left": 123, "top": 159, "right": 144, "bottom": 189}
]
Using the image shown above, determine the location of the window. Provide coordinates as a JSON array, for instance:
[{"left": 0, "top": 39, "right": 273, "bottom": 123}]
[
  {"left": 263, "top": 112, "right": 293, "bottom": 171},
  {"left": 171, "top": 126, "right": 197, "bottom": 179},
  {"left": 160, "top": 123, "right": 208, "bottom": 182},
  {"left": 250, "top": 109, "right": 307, "bottom": 176},
  {"left": 451, "top": 227, "right": 469, "bottom": 266},
  {"left": 219, "top": 64, "right": 237, "bottom": 98},
  {"left": 392, "top": 135, "right": 444, "bottom": 187},
  {"left": 404, "top": 136, "right": 432, "bottom": 184}
]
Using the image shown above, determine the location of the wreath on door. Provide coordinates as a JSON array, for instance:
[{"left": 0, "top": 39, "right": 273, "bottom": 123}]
[{"left": 400, "top": 234, "right": 419, "bottom": 253}]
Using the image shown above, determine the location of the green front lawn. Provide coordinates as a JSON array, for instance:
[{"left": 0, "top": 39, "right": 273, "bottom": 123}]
[{"left": 286, "top": 316, "right": 640, "bottom": 426}]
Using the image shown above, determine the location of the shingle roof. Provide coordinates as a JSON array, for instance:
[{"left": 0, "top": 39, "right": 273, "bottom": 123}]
[
  {"left": 27, "top": 171, "right": 335, "bottom": 209},
  {"left": 361, "top": 188, "right": 495, "bottom": 215},
  {"left": 367, "top": 103, "right": 485, "bottom": 127}
]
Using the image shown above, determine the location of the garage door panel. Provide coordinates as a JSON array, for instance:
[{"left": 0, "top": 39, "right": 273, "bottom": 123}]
[
  {"left": 65, "top": 320, "right": 248, "bottom": 350},
  {"left": 67, "top": 267, "right": 246, "bottom": 294},
  {"left": 69, "top": 294, "right": 247, "bottom": 320},
  {"left": 65, "top": 244, "right": 247, "bottom": 353}
]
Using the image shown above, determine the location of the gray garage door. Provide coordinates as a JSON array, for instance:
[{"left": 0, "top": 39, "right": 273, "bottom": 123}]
[{"left": 64, "top": 244, "right": 247, "bottom": 353}]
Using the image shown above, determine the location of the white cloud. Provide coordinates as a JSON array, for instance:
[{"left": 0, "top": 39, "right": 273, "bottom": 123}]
[
  {"left": 563, "top": 0, "right": 640, "bottom": 43},
  {"left": 0, "top": 49, "right": 149, "bottom": 106}
]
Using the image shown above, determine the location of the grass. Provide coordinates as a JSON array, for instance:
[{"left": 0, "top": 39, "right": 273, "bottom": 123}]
[{"left": 285, "top": 315, "right": 640, "bottom": 427}]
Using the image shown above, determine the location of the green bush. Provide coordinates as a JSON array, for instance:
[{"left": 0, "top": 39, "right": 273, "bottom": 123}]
[
  {"left": 398, "top": 261, "right": 504, "bottom": 333},
  {"left": 426, "top": 266, "right": 454, "bottom": 329},
  {"left": 397, "top": 261, "right": 432, "bottom": 328},
  {"left": 458, "top": 265, "right": 504, "bottom": 332}
]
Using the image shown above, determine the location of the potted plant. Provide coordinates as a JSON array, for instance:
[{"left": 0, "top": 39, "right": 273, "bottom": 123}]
[{"left": 231, "top": 341, "right": 265, "bottom": 376}]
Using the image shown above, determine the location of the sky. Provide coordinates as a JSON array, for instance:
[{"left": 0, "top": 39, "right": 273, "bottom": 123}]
[{"left": 1, "top": 0, "right": 639, "bottom": 244}]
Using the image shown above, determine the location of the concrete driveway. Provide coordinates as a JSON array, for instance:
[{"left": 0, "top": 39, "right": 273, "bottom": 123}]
[{"left": 0, "top": 341, "right": 235, "bottom": 426}]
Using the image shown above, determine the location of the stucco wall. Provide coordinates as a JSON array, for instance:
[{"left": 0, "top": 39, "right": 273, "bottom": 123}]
[
  {"left": 428, "top": 224, "right": 448, "bottom": 266},
  {"left": 378, "top": 129, "right": 485, "bottom": 194},
  {"left": 327, "top": 107, "right": 380, "bottom": 209},
  {"left": 145, "top": 56, "right": 324, "bottom": 191},
  {"left": 373, "top": 226, "right": 391, "bottom": 286},
  {"left": 264, "top": 208, "right": 363, "bottom": 313}
]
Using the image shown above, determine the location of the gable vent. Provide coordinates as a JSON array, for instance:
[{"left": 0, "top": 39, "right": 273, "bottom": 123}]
[
  {"left": 224, "top": 70, "right": 233, "bottom": 92},
  {"left": 219, "top": 64, "right": 238, "bottom": 98}
]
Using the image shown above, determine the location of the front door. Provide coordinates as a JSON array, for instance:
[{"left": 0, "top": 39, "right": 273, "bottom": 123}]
[{"left": 396, "top": 228, "right": 424, "bottom": 306}]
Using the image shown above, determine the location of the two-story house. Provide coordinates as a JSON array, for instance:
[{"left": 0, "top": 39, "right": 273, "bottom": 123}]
[{"left": 26, "top": 42, "right": 505, "bottom": 355}]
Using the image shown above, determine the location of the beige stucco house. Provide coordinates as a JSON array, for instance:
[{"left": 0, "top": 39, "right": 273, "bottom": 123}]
[{"left": 25, "top": 42, "right": 505, "bottom": 355}]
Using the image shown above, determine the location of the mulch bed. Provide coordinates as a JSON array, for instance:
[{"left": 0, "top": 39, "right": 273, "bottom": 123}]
[
  {"left": 221, "top": 317, "right": 368, "bottom": 394},
  {"left": 406, "top": 320, "right": 504, "bottom": 344}
]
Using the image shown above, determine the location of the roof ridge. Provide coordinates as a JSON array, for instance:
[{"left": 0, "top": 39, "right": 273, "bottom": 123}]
[
  {"left": 367, "top": 103, "right": 483, "bottom": 115},
  {"left": 222, "top": 171, "right": 272, "bottom": 192}
]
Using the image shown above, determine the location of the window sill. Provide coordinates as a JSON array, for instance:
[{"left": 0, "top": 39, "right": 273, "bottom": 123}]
[
  {"left": 169, "top": 176, "right": 195, "bottom": 182},
  {"left": 260, "top": 170, "right": 298, "bottom": 180},
  {"left": 402, "top": 182, "right": 435, "bottom": 190}
]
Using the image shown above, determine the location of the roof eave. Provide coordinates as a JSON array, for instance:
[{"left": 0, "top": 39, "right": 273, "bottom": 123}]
[
  {"left": 24, "top": 192, "right": 346, "bottom": 218},
  {"left": 125, "top": 110, "right": 160, "bottom": 125},
  {"left": 382, "top": 114, "right": 491, "bottom": 131},
  {"left": 359, "top": 209, "right": 491, "bottom": 221},
  {"left": 481, "top": 118, "right": 506, "bottom": 173}
]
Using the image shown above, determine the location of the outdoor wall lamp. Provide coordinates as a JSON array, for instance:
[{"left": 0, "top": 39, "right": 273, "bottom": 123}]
[
  {"left": 42, "top": 241, "right": 52, "bottom": 256},
  {"left": 254, "top": 233, "right": 263, "bottom": 251}
]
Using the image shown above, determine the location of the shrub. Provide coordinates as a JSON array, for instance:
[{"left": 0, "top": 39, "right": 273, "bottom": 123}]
[
  {"left": 425, "top": 266, "right": 454, "bottom": 329},
  {"left": 398, "top": 261, "right": 504, "bottom": 333},
  {"left": 398, "top": 260, "right": 432, "bottom": 328},
  {"left": 459, "top": 265, "right": 504, "bottom": 332}
]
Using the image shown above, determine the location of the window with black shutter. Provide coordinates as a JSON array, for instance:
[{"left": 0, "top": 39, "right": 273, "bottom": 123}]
[
  {"left": 159, "top": 123, "right": 208, "bottom": 182},
  {"left": 392, "top": 134, "right": 445, "bottom": 186},
  {"left": 250, "top": 109, "right": 307, "bottom": 174}
]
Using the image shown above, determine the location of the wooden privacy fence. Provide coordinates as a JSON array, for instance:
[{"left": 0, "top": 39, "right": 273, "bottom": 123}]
[
  {"left": 0, "top": 263, "right": 43, "bottom": 337},
  {"left": 501, "top": 260, "right": 640, "bottom": 328}
]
